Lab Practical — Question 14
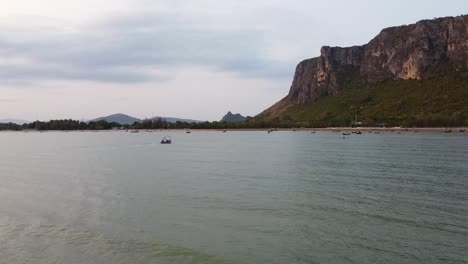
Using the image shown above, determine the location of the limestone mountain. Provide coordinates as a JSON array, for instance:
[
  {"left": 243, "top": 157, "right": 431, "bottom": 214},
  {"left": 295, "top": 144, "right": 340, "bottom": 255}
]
[
  {"left": 259, "top": 15, "right": 468, "bottom": 127},
  {"left": 221, "top": 111, "right": 247, "bottom": 122}
]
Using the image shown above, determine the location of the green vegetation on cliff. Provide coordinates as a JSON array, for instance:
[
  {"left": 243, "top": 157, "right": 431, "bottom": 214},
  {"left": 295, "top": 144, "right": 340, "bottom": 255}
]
[{"left": 256, "top": 69, "right": 468, "bottom": 128}]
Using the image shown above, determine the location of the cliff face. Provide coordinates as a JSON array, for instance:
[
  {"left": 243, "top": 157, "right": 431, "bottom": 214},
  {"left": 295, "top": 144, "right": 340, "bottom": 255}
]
[{"left": 285, "top": 15, "right": 468, "bottom": 105}]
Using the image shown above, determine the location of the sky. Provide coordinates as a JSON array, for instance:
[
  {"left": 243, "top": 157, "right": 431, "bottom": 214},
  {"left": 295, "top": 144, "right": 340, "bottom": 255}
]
[{"left": 0, "top": 0, "right": 467, "bottom": 121}]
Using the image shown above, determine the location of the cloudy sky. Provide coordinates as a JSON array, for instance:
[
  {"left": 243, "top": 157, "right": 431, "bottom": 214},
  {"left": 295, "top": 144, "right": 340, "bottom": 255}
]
[{"left": 0, "top": 0, "right": 466, "bottom": 121}]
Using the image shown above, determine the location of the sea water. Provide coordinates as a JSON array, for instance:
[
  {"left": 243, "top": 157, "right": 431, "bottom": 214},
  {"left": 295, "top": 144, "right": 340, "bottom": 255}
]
[{"left": 0, "top": 131, "right": 467, "bottom": 263}]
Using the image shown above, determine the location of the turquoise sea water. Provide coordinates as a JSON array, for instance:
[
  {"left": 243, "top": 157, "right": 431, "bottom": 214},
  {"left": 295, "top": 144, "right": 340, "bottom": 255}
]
[{"left": 0, "top": 131, "right": 467, "bottom": 264}]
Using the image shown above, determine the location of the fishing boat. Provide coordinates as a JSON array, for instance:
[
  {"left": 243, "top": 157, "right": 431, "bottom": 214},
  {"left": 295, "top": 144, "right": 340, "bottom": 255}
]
[
  {"left": 444, "top": 129, "right": 452, "bottom": 133},
  {"left": 222, "top": 129, "right": 227, "bottom": 133},
  {"left": 186, "top": 129, "right": 191, "bottom": 134},
  {"left": 342, "top": 132, "right": 351, "bottom": 136},
  {"left": 355, "top": 131, "right": 362, "bottom": 135},
  {"left": 130, "top": 130, "right": 139, "bottom": 133},
  {"left": 161, "top": 137, "right": 172, "bottom": 144},
  {"left": 460, "top": 128, "right": 466, "bottom": 133}
]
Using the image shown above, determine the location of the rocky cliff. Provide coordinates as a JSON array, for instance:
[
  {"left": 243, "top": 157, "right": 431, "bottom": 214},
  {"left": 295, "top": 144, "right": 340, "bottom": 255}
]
[{"left": 282, "top": 15, "right": 467, "bottom": 105}]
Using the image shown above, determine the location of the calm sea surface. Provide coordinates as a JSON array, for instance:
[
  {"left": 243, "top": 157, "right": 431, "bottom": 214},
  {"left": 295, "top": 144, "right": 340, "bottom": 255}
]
[{"left": 0, "top": 131, "right": 467, "bottom": 264}]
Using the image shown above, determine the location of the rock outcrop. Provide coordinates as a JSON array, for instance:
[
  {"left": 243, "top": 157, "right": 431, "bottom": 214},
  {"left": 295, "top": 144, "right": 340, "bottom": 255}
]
[
  {"left": 284, "top": 15, "right": 468, "bottom": 105},
  {"left": 220, "top": 111, "right": 246, "bottom": 122}
]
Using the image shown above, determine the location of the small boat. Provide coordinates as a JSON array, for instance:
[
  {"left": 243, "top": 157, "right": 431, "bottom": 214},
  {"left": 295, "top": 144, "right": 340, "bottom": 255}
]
[
  {"left": 460, "top": 128, "right": 466, "bottom": 133},
  {"left": 222, "top": 129, "right": 227, "bottom": 133},
  {"left": 444, "top": 129, "right": 452, "bottom": 133},
  {"left": 130, "top": 130, "right": 139, "bottom": 133},
  {"left": 161, "top": 137, "right": 172, "bottom": 144},
  {"left": 413, "top": 130, "right": 419, "bottom": 133},
  {"left": 342, "top": 132, "right": 351, "bottom": 136},
  {"left": 186, "top": 130, "right": 191, "bottom": 134},
  {"left": 311, "top": 131, "right": 316, "bottom": 134},
  {"left": 355, "top": 131, "right": 362, "bottom": 135},
  {"left": 373, "top": 131, "right": 381, "bottom": 134}
]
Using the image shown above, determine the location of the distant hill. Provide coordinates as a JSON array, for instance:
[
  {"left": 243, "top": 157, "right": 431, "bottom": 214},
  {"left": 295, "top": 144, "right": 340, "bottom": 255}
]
[
  {"left": 150, "top": 116, "right": 204, "bottom": 123},
  {"left": 0, "top": 118, "right": 30, "bottom": 125},
  {"left": 221, "top": 111, "right": 247, "bottom": 122},
  {"left": 90, "top": 113, "right": 141, "bottom": 125},
  {"left": 91, "top": 113, "right": 204, "bottom": 125}
]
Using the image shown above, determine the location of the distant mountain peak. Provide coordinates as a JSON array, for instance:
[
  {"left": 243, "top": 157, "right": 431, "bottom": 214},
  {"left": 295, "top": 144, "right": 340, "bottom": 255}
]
[
  {"left": 220, "top": 111, "right": 246, "bottom": 122},
  {"left": 90, "top": 113, "right": 141, "bottom": 125}
]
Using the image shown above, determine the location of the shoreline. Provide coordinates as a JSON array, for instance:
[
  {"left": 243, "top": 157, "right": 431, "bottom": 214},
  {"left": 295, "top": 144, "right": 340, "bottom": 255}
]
[{"left": 2, "top": 127, "right": 465, "bottom": 132}]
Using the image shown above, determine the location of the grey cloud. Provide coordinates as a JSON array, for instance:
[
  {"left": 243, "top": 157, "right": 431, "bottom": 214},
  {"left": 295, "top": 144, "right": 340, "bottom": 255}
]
[
  {"left": 0, "top": 64, "right": 161, "bottom": 84},
  {"left": 0, "top": 13, "right": 293, "bottom": 85}
]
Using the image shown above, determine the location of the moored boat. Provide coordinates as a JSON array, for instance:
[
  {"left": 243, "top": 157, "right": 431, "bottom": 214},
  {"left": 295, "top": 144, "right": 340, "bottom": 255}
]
[{"left": 161, "top": 137, "right": 172, "bottom": 144}]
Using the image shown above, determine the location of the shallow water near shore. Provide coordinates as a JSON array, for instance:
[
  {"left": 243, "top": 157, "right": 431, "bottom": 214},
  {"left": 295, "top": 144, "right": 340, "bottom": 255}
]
[{"left": 0, "top": 131, "right": 467, "bottom": 264}]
